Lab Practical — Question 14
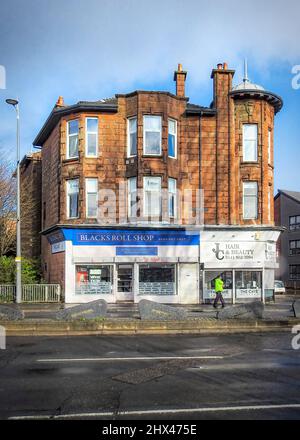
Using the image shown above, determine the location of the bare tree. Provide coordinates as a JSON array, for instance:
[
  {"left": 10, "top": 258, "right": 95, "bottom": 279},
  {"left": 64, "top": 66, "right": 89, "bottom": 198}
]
[{"left": 0, "top": 160, "right": 16, "bottom": 256}]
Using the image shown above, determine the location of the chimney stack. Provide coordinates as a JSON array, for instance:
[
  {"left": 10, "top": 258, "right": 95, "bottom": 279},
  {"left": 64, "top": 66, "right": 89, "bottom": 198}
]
[
  {"left": 56, "top": 96, "right": 65, "bottom": 107},
  {"left": 174, "top": 63, "right": 187, "bottom": 97}
]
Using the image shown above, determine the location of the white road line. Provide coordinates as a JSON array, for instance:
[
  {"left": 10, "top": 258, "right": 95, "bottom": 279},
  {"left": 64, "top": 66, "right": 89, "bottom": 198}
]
[
  {"left": 37, "top": 355, "right": 224, "bottom": 363},
  {"left": 9, "top": 403, "right": 300, "bottom": 420}
]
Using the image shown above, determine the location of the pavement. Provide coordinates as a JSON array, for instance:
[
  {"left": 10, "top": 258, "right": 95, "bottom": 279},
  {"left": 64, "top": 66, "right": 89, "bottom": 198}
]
[
  {"left": 16, "top": 294, "right": 300, "bottom": 321},
  {"left": 0, "top": 332, "right": 299, "bottom": 420}
]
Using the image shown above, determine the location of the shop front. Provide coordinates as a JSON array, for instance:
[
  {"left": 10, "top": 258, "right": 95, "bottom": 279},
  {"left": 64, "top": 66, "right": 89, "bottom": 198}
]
[
  {"left": 200, "top": 228, "right": 280, "bottom": 304},
  {"left": 47, "top": 227, "right": 200, "bottom": 304}
]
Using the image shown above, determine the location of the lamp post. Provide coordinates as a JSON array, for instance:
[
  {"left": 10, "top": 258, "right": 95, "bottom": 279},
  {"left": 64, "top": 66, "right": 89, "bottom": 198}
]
[{"left": 6, "top": 98, "right": 22, "bottom": 304}]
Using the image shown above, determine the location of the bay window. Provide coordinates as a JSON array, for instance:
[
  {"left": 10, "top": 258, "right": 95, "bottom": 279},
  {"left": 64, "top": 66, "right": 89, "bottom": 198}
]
[
  {"left": 67, "top": 119, "right": 79, "bottom": 159},
  {"left": 243, "top": 124, "right": 258, "bottom": 162},
  {"left": 85, "top": 178, "right": 98, "bottom": 218},
  {"left": 168, "top": 119, "right": 177, "bottom": 158},
  {"left": 86, "top": 118, "right": 98, "bottom": 157},
  {"left": 143, "top": 176, "right": 161, "bottom": 217},
  {"left": 168, "top": 178, "right": 177, "bottom": 218},
  {"left": 243, "top": 182, "right": 258, "bottom": 220},
  {"left": 128, "top": 177, "right": 137, "bottom": 218},
  {"left": 67, "top": 179, "right": 79, "bottom": 218},
  {"left": 268, "top": 129, "right": 272, "bottom": 163},
  {"left": 128, "top": 117, "right": 137, "bottom": 156},
  {"left": 143, "top": 115, "right": 162, "bottom": 155}
]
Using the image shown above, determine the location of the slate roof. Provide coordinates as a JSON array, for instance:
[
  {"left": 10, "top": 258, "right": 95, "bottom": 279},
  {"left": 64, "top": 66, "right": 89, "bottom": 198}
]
[{"left": 275, "top": 190, "right": 300, "bottom": 204}]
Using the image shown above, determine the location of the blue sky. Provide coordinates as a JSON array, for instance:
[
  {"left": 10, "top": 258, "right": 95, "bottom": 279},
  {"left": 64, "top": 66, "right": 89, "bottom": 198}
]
[{"left": 0, "top": 0, "right": 299, "bottom": 193}]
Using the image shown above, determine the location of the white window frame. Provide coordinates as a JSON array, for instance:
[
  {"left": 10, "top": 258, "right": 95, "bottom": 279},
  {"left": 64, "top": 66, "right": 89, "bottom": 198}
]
[
  {"left": 243, "top": 181, "right": 258, "bottom": 220},
  {"left": 143, "top": 176, "right": 162, "bottom": 217},
  {"left": 143, "top": 115, "right": 162, "bottom": 156},
  {"left": 168, "top": 118, "right": 177, "bottom": 159},
  {"left": 85, "top": 178, "right": 98, "bottom": 218},
  {"left": 168, "top": 178, "right": 177, "bottom": 218},
  {"left": 128, "top": 177, "right": 137, "bottom": 218},
  {"left": 66, "top": 179, "right": 79, "bottom": 219},
  {"left": 127, "top": 117, "right": 137, "bottom": 157},
  {"left": 67, "top": 119, "right": 79, "bottom": 159},
  {"left": 242, "top": 124, "right": 258, "bottom": 162},
  {"left": 85, "top": 117, "right": 98, "bottom": 158}
]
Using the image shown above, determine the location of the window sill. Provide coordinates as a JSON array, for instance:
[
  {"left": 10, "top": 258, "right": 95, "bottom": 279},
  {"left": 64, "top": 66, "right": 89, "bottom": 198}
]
[
  {"left": 63, "top": 157, "right": 80, "bottom": 164},
  {"left": 240, "top": 161, "right": 259, "bottom": 166}
]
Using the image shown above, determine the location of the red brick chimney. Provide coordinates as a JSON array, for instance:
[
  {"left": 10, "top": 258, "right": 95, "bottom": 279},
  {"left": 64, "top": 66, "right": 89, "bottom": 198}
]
[{"left": 174, "top": 63, "right": 187, "bottom": 97}]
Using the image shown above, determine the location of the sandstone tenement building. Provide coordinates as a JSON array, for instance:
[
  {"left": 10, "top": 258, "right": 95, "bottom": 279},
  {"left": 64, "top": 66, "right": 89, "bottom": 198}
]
[{"left": 23, "top": 62, "right": 283, "bottom": 304}]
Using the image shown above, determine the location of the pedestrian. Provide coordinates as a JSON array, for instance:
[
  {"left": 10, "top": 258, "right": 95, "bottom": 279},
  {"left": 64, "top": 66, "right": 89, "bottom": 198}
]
[{"left": 213, "top": 274, "right": 225, "bottom": 308}]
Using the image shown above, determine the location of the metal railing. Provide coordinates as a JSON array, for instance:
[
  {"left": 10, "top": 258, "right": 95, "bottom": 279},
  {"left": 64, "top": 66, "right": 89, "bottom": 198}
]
[{"left": 0, "top": 284, "right": 61, "bottom": 303}]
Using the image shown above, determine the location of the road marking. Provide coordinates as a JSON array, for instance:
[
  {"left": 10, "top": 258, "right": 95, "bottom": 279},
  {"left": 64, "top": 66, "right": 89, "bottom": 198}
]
[
  {"left": 9, "top": 403, "right": 300, "bottom": 420},
  {"left": 37, "top": 355, "right": 224, "bottom": 363}
]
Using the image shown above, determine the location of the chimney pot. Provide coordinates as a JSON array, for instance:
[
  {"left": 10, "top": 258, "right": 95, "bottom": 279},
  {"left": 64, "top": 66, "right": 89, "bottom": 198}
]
[
  {"left": 223, "top": 62, "right": 228, "bottom": 69},
  {"left": 56, "top": 96, "right": 64, "bottom": 107},
  {"left": 178, "top": 63, "right": 182, "bottom": 72},
  {"left": 217, "top": 63, "right": 223, "bottom": 70}
]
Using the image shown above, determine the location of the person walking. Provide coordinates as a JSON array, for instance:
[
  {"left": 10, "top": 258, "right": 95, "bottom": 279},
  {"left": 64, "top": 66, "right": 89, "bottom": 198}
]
[{"left": 213, "top": 274, "right": 225, "bottom": 308}]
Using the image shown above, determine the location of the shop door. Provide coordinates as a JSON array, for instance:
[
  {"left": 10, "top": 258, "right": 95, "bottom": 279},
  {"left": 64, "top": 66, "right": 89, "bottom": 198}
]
[{"left": 117, "top": 264, "right": 134, "bottom": 301}]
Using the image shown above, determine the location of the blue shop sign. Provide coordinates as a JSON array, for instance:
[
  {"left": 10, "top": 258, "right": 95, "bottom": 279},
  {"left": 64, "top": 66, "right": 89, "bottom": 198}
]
[{"left": 61, "top": 228, "right": 200, "bottom": 246}]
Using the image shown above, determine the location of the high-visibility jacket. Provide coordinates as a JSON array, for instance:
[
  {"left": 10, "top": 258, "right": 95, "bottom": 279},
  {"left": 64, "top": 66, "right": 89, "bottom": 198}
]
[{"left": 215, "top": 277, "right": 224, "bottom": 292}]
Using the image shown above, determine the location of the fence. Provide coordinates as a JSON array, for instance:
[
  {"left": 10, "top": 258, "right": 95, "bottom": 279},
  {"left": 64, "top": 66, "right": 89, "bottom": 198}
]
[{"left": 0, "top": 284, "right": 61, "bottom": 303}]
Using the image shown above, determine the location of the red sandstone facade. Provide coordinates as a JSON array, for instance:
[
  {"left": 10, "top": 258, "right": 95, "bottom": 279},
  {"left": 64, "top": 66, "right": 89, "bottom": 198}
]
[{"left": 28, "top": 62, "right": 283, "bottom": 303}]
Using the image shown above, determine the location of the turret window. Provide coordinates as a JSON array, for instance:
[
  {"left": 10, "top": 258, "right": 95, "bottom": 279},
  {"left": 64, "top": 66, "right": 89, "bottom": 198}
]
[
  {"left": 243, "top": 124, "right": 258, "bottom": 162},
  {"left": 143, "top": 115, "right": 162, "bottom": 155},
  {"left": 67, "top": 119, "right": 79, "bottom": 159},
  {"left": 243, "top": 181, "right": 258, "bottom": 220}
]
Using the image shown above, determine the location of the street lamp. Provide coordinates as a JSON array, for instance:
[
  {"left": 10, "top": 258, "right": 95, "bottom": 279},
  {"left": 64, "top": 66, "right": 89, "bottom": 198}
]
[{"left": 6, "top": 98, "right": 21, "bottom": 304}]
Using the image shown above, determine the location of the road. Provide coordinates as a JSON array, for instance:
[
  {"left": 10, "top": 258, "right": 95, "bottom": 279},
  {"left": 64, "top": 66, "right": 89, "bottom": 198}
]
[{"left": 0, "top": 332, "right": 299, "bottom": 420}]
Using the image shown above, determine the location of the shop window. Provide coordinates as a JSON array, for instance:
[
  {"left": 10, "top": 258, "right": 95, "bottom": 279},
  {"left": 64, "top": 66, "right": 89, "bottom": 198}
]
[
  {"left": 235, "top": 270, "right": 262, "bottom": 299},
  {"left": 143, "top": 115, "right": 162, "bottom": 155},
  {"left": 86, "top": 118, "right": 98, "bottom": 157},
  {"left": 85, "top": 178, "right": 98, "bottom": 218},
  {"left": 243, "top": 182, "right": 258, "bottom": 220},
  {"left": 168, "top": 119, "right": 177, "bottom": 158},
  {"left": 139, "top": 264, "right": 176, "bottom": 295},
  {"left": 290, "top": 240, "right": 300, "bottom": 256},
  {"left": 143, "top": 176, "right": 162, "bottom": 217},
  {"left": 203, "top": 271, "right": 233, "bottom": 301},
  {"left": 67, "top": 179, "right": 79, "bottom": 219},
  {"left": 67, "top": 119, "right": 79, "bottom": 159},
  {"left": 76, "top": 265, "right": 113, "bottom": 294},
  {"left": 243, "top": 124, "right": 257, "bottom": 162},
  {"left": 289, "top": 265, "right": 300, "bottom": 280},
  {"left": 289, "top": 215, "right": 300, "bottom": 231},
  {"left": 127, "top": 117, "right": 137, "bottom": 156}
]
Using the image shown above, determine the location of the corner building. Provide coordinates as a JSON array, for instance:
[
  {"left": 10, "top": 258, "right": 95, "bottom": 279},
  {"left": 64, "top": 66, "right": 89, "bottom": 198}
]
[{"left": 32, "top": 62, "right": 283, "bottom": 304}]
